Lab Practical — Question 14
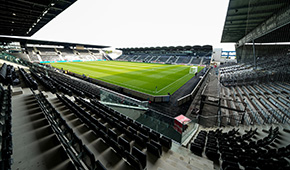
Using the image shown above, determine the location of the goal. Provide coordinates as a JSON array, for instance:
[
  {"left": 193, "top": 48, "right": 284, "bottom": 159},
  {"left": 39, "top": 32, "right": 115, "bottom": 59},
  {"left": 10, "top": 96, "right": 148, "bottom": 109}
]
[{"left": 189, "top": 66, "right": 198, "bottom": 74}]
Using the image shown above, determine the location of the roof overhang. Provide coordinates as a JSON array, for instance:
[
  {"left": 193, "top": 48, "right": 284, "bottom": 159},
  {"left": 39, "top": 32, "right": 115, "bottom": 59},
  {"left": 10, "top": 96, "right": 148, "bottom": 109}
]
[
  {"left": 221, "top": 0, "right": 290, "bottom": 43},
  {"left": 0, "top": 35, "right": 110, "bottom": 49},
  {"left": 0, "top": 0, "right": 77, "bottom": 36}
]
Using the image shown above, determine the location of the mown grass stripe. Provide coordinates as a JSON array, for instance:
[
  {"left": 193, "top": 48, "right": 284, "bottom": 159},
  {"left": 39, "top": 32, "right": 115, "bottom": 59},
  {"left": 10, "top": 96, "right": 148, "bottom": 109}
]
[{"left": 50, "top": 61, "right": 204, "bottom": 95}]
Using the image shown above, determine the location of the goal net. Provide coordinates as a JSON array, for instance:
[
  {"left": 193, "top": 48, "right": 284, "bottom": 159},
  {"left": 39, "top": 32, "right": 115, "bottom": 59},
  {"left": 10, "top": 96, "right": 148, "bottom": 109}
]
[{"left": 189, "top": 66, "right": 198, "bottom": 74}]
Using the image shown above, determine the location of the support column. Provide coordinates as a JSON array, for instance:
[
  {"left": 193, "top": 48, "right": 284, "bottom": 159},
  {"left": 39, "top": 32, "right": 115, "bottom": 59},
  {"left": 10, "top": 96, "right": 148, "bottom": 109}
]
[{"left": 252, "top": 40, "right": 256, "bottom": 70}]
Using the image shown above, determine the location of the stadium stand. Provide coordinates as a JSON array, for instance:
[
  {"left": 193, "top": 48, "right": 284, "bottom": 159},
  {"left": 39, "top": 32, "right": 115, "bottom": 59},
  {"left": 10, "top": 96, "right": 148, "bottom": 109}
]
[
  {"left": 0, "top": 63, "right": 20, "bottom": 85},
  {"left": 219, "top": 54, "right": 290, "bottom": 87},
  {"left": 10, "top": 52, "right": 31, "bottom": 62},
  {"left": 116, "top": 45, "right": 213, "bottom": 65},
  {"left": 36, "top": 47, "right": 61, "bottom": 62},
  {"left": 19, "top": 67, "right": 38, "bottom": 90},
  {"left": 202, "top": 56, "right": 211, "bottom": 65},
  {"left": 74, "top": 49, "right": 95, "bottom": 61},
  {"left": 0, "top": 85, "right": 12, "bottom": 170},
  {"left": 27, "top": 47, "right": 41, "bottom": 62},
  {"left": 58, "top": 48, "right": 79, "bottom": 61},
  {"left": 0, "top": 58, "right": 216, "bottom": 169},
  {"left": 0, "top": 0, "right": 290, "bottom": 169},
  {"left": 190, "top": 57, "right": 201, "bottom": 65},
  {"left": 175, "top": 56, "right": 192, "bottom": 64},
  {"left": 189, "top": 125, "right": 290, "bottom": 170},
  {"left": 1, "top": 47, "right": 290, "bottom": 170}
]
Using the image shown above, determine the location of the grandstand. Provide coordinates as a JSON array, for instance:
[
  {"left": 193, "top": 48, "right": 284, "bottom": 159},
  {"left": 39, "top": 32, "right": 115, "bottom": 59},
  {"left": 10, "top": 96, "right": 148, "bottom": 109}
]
[
  {"left": 0, "top": 0, "right": 290, "bottom": 170},
  {"left": 116, "top": 45, "right": 212, "bottom": 65}
]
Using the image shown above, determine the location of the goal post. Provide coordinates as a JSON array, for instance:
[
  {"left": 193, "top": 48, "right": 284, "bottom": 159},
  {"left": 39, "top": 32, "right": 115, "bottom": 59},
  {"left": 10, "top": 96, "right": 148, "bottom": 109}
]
[{"left": 189, "top": 66, "right": 198, "bottom": 74}]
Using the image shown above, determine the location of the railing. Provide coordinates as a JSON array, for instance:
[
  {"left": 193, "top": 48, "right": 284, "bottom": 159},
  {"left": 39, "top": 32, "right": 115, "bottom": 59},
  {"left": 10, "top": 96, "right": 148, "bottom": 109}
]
[
  {"left": 177, "top": 67, "right": 211, "bottom": 106},
  {"left": 194, "top": 106, "right": 290, "bottom": 128},
  {"left": 100, "top": 88, "right": 148, "bottom": 109}
]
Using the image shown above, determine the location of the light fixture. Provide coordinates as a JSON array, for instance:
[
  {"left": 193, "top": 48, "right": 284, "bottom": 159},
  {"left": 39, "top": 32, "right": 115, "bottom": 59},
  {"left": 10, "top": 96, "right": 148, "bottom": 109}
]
[
  {"left": 12, "top": 13, "right": 16, "bottom": 16},
  {"left": 43, "top": 9, "right": 48, "bottom": 16}
]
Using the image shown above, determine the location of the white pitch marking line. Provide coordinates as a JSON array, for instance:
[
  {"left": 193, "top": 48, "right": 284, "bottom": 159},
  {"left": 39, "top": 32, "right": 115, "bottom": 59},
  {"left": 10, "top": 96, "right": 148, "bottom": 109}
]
[{"left": 157, "top": 73, "right": 191, "bottom": 93}]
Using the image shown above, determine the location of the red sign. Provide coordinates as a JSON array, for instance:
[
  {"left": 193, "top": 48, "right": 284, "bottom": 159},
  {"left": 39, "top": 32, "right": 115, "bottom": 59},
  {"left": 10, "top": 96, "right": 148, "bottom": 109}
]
[{"left": 174, "top": 115, "right": 191, "bottom": 134}]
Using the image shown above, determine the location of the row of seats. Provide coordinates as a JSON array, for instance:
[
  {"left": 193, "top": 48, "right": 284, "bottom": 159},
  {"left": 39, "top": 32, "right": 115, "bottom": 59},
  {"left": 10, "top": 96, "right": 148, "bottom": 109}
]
[
  {"left": 30, "top": 71, "right": 57, "bottom": 93},
  {"left": 34, "top": 91, "right": 106, "bottom": 170},
  {"left": 24, "top": 47, "right": 100, "bottom": 62},
  {"left": 219, "top": 55, "right": 290, "bottom": 86},
  {"left": 224, "top": 83, "right": 290, "bottom": 125},
  {"left": 19, "top": 68, "right": 38, "bottom": 90},
  {"left": 31, "top": 70, "right": 74, "bottom": 96},
  {"left": 51, "top": 75, "right": 86, "bottom": 97},
  {"left": 89, "top": 99, "right": 172, "bottom": 150},
  {"left": 0, "top": 63, "right": 8, "bottom": 83},
  {"left": 58, "top": 94, "right": 172, "bottom": 169},
  {"left": 58, "top": 94, "right": 146, "bottom": 169},
  {"left": 190, "top": 127, "right": 290, "bottom": 170},
  {"left": 46, "top": 70, "right": 99, "bottom": 99},
  {"left": 0, "top": 63, "right": 20, "bottom": 85},
  {"left": 0, "top": 85, "right": 12, "bottom": 170},
  {"left": 117, "top": 54, "right": 209, "bottom": 65}
]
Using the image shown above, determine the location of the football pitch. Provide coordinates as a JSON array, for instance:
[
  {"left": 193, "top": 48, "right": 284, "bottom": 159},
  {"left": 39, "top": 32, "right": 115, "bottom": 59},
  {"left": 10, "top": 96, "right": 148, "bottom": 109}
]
[{"left": 50, "top": 61, "right": 204, "bottom": 95}]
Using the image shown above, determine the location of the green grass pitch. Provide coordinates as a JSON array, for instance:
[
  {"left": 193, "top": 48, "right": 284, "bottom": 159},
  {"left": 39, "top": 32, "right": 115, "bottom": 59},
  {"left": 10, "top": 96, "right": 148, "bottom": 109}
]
[{"left": 50, "top": 61, "right": 204, "bottom": 95}]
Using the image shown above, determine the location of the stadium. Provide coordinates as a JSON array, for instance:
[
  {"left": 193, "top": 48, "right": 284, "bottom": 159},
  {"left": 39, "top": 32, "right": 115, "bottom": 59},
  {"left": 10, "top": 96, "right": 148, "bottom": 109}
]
[{"left": 0, "top": 0, "right": 290, "bottom": 170}]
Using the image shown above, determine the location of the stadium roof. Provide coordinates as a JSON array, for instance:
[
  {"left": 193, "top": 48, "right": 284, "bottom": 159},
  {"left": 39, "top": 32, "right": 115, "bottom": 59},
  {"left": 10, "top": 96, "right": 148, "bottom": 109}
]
[
  {"left": 0, "top": 0, "right": 77, "bottom": 36},
  {"left": 221, "top": 0, "right": 290, "bottom": 43},
  {"left": 0, "top": 36, "right": 110, "bottom": 49},
  {"left": 118, "top": 45, "right": 212, "bottom": 51}
]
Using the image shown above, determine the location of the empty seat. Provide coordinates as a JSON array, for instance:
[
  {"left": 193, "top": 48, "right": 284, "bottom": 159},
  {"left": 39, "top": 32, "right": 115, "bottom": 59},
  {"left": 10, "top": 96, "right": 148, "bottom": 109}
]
[
  {"left": 124, "top": 128, "right": 134, "bottom": 139},
  {"left": 99, "top": 123, "right": 107, "bottom": 133},
  {"left": 96, "top": 160, "right": 107, "bottom": 170},
  {"left": 125, "top": 151, "right": 142, "bottom": 170},
  {"left": 205, "top": 148, "right": 220, "bottom": 161},
  {"left": 190, "top": 143, "right": 203, "bottom": 156},
  {"left": 108, "top": 129, "right": 118, "bottom": 142},
  {"left": 139, "top": 126, "right": 149, "bottom": 135},
  {"left": 119, "top": 136, "right": 131, "bottom": 152},
  {"left": 149, "top": 131, "right": 160, "bottom": 142},
  {"left": 222, "top": 160, "right": 239, "bottom": 170},
  {"left": 132, "top": 146, "right": 147, "bottom": 169},
  {"left": 128, "top": 126, "right": 137, "bottom": 135},
  {"left": 133, "top": 133, "right": 146, "bottom": 148},
  {"left": 150, "top": 140, "right": 162, "bottom": 156},
  {"left": 160, "top": 135, "right": 172, "bottom": 149},
  {"left": 110, "top": 138, "right": 125, "bottom": 157},
  {"left": 138, "top": 132, "right": 149, "bottom": 143},
  {"left": 72, "top": 136, "right": 83, "bottom": 154},
  {"left": 81, "top": 145, "right": 95, "bottom": 170},
  {"left": 146, "top": 142, "right": 161, "bottom": 158},
  {"left": 64, "top": 128, "right": 74, "bottom": 143}
]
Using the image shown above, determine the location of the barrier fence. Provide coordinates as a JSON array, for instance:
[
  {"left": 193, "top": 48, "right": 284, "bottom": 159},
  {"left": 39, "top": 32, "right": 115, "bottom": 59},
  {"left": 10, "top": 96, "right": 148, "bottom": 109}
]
[{"left": 177, "top": 67, "right": 211, "bottom": 106}]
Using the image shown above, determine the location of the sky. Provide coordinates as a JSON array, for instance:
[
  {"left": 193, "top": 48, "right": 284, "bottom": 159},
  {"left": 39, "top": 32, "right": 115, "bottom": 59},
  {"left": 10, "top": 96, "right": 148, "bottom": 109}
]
[{"left": 32, "top": 0, "right": 235, "bottom": 50}]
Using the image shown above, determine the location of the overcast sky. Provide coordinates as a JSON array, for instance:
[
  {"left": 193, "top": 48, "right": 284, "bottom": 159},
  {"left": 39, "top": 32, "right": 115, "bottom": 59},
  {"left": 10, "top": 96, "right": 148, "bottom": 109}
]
[{"left": 32, "top": 0, "right": 235, "bottom": 50}]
